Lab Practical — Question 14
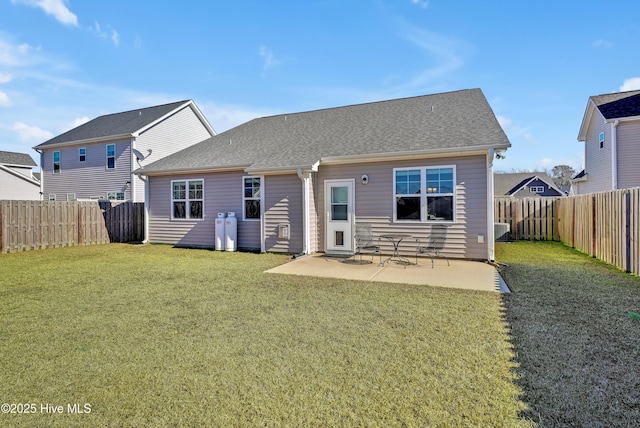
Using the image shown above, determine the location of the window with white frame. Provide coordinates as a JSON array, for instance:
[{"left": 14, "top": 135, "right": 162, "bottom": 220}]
[
  {"left": 530, "top": 186, "right": 544, "bottom": 193},
  {"left": 172, "top": 179, "right": 204, "bottom": 220},
  {"left": 394, "top": 166, "right": 455, "bottom": 222},
  {"left": 67, "top": 193, "right": 76, "bottom": 201},
  {"left": 106, "top": 144, "right": 115, "bottom": 169},
  {"left": 599, "top": 132, "right": 605, "bottom": 149},
  {"left": 49, "top": 194, "right": 56, "bottom": 201},
  {"left": 243, "top": 176, "right": 261, "bottom": 220},
  {"left": 53, "top": 151, "right": 60, "bottom": 174},
  {"left": 107, "top": 192, "right": 125, "bottom": 201},
  {"left": 79, "top": 147, "right": 86, "bottom": 162}
]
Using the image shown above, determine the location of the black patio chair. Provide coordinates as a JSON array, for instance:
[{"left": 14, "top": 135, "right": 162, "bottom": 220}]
[
  {"left": 354, "top": 223, "right": 381, "bottom": 265},
  {"left": 416, "top": 224, "right": 450, "bottom": 268}
]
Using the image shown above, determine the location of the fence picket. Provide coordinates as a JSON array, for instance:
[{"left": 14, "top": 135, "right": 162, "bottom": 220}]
[{"left": 0, "top": 200, "right": 144, "bottom": 254}]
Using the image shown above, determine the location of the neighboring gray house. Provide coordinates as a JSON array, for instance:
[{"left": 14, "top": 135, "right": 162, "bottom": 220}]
[
  {"left": 574, "top": 89, "right": 640, "bottom": 195},
  {"left": 494, "top": 172, "right": 565, "bottom": 198},
  {"left": 33, "top": 100, "right": 215, "bottom": 202},
  {"left": 0, "top": 150, "right": 41, "bottom": 200},
  {"left": 138, "top": 89, "right": 510, "bottom": 261}
]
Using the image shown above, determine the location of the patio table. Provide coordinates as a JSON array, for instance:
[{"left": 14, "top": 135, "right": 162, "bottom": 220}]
[{"left": 380, "top": 234, "right": 412, "bottom": 267}]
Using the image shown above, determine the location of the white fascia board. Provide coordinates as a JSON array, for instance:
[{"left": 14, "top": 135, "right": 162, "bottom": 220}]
[
  {"left": 606, "top": 114, "right": 640, "bottom": 124},
  {"left": 133, "top": 100, "right": 217, "bottom": 137},
  {"left": 136, "top": 164, "right": 250, "bottom": 177},
  {"left": 0, "top": 164, "right": 40, "bottom": 185},
  {"left": 577, "top": 99, "right": 597, "bottom": 142},
  {"left": 245, "top": 162, "right": 319, "bottom": 176},
  {"left": 32, "top": 133, "right": 134, "bottom": 150},
  {"left": 320, "top": 145, "right": 507, "bottom": 165}
]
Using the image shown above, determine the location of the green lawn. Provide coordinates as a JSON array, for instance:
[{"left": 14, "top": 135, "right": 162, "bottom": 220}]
[
  {"left": 497, "top": 241, "right": 640, "bottom": 427},
  {"left": 0, "top": 244, "right": 528, "bottom": 427}
]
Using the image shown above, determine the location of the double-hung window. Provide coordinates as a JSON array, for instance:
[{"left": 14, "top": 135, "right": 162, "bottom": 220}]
[
  {"left": 172, "top": 179, "right": 204, "bottom": 220},
  {"left": 394, "top": 166, "right": 455, "bottom": 222},
  {"left": 53, "top": 151, "right": 60, "bottom": 174},
  {"left": 243, "top": 176, "right": 261, "bottom": 220},
  {"left": 79, "top": 147, "right": 86, "bottom": 162},
  {"left": 599, "top": 132, "right": 605, "bottom": 149},
  {"left": 106, "top": 144, "right": 115, "bottom": 169}
]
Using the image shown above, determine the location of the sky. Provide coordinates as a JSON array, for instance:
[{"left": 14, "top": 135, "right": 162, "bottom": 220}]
[{"left": 1, "top": 0, "right": 639, "bottom": 174}]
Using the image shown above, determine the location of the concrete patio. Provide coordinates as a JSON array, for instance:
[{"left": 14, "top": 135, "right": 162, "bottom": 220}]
[{"left": 266, "top": 254, "right": 510, "bottom": 293}]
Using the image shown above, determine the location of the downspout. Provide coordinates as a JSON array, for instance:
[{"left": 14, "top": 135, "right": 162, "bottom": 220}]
[
  {"left": 297, "top": 168, "right": 310, "bottom": 257},
  {"left": 134, "top": 171, "right": 149, "bottom": 244},
  {"left": 35, "top": 149, "right": 44, "bottom": 200},
  {"left": 486, "top": 148, "right": 496, "bottom": 262},
  {"left": 611, "top": 120, "right": 619, "bottom": 190}
]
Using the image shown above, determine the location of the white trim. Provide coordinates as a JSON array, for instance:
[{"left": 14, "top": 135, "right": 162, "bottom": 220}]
[
  {"left": 242, "top": 175, "right": 262, "bottom": 221},
  {"left": 392, "top": 165, "right": 456, "bottom": 223},
  {"left": 611, "top": 120, "right": 619, "bottom": 190},
  {"left": 134, "top": 100, "right": 217, "bottom": 138},
  {"left": 106, "top": 143, "right": 116, "bottom": 170},
  {"left": 487, "top": 149, "right": 495, "bottom": 261},
  {"left": 0, "top": 164, "right": 40, "bottom": 186},
  {"left": 33, "top": 133, "right": 134, "bottom": 150},
  {"left": 324, "top": 179, "right": 355, "bottom": 255},
  {"left": 170, "top": 178, "right": 205, "bottom": 221}
]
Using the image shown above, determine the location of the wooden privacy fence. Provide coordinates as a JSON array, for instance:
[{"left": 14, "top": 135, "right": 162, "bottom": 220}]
[
  {"left": 494, "top": 197, "right": 560, "bottom": 241},
  {"left": 495, "top": 189, "right": 640, "bottom": 275},
  {"left": 0, "top": 200, "right": 144, "bottom": 253}
]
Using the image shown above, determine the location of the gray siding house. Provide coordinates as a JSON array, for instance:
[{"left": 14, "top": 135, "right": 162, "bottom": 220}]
[
  {"left": 0, "top": 151, "right": 40, "bottom": 200},
  {"left": 33, "top": 100, "right": 215, "bottom": 202},
  {"left": 138, "top": 89, "right": 510, "bottom": 261},
  {"left": 574, "top": 89, "right": 640, "bottom": 194},
  {"left": 494, "top": 172, "right": 564, "bottom": 198}
]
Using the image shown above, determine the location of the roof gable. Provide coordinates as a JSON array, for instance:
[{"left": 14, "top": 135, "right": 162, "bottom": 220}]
[
  {"left": 494, "top": 172, "right": 562, "bottom": 196},
  {"left": 579, "top": 90, "right": 640, "bottom": 141},
  {"left": 0, "top": 150, "right": 37, "bottom": 167},
  {"left": 141, "top": 88, "right": 510, "bottom": 174},
  {"left": 34, "top": 100, "right": 196, "bottom": 148}
]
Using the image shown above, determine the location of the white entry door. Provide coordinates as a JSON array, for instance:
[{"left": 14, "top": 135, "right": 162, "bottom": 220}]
[{"left": 325, "top": 179, "right": 355, "bottom": 254}]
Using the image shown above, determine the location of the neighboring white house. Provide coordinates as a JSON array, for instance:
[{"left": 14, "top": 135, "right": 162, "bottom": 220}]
[
  {"left": 138, "top": 89, "right": 511, "bottom": 262},
  {"left": 33, "top": 100, "right": 216, "bottom": 202},
  {"left": 574, "top": 89, "right": 640, "bottom": 194},
  {"left": 0, "top": 150, "right": 41, "bottom": 200}
]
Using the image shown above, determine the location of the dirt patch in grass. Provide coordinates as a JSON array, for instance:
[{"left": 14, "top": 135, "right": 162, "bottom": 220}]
[
  {"left": 497, "top": 241, "right": 640, "bottom": 427},
  {"left": 0, "top": 244, "right": 530, "bottom": 426}
]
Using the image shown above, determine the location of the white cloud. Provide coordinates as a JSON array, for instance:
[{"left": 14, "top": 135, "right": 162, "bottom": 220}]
[
  {"left": 198, "top": 100, "right": 277, "bottom": 133},
  {"left": 111, "top": 30, "right": 120, "bottom": 47},
  {"left": 537, "top": 158, "right": 554, "bottom": 169},
  {"left": 620, "top": 77, "right": 640, "bottom": 92},
  {"left": 523, "top": 133, "right": 540, "bottom": 145},
  {"left": 0, "top": 39, "right": 35, "bottom": 67},
  {"left": 90, "top": 21, "right": 120, "bottom": 46},
  {"left": 397, "top": 25, "right": 466, "bottom": 90},
  {"left": 10, "top": 122, "right": 53, "bottom": 142},
  {"left": 592, "top": 39, "right": 612, "bottom": 48},
  {"left": 496, "top": 115, "right": 512, "bottom": 131},
  {"left": 0, "top": 91, "right": 11, "bottom": 107},
  {"left": 0, "top": 72, "right": 12, "bottom": 83},
  {"left": 67, "top": 116, "right": 90, "bottom": 131},
  {"left": 11, "top": 0, "right": 78, "bottom": 27},
  {"left": 259, "top": 46, "right": 280, "bottom": 73},
  {"left": 411, "top": 0, "right": 430, "bottom": 8}
]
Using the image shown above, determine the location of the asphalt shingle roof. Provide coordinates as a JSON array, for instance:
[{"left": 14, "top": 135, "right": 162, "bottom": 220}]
[
  {"left": 141, "top": 89, "right": 509, "bottom": 174},
  {"left": 0, "top": 150, "right": 37, "bottom": 167},
  {"left": 591, "top": 90, "right": 640, "bottom": 119},
  {"left": 34, "top": 100, "right": 190, "bottom": 148}
]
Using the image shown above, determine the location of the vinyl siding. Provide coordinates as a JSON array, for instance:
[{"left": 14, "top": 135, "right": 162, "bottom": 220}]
[
  {"left": 316, "top": 155, "right": 489, "bottom": 260},
  {"left": 0, "top": 169, "right": 41, "bottom": 200},
  {"left": 581, "top": 112, "right": 612, "bottom": 194},
  {"left": 264, "top": 174, "right": 303, "bottom": 253},
  {"left": 616, "top": 120, "right": 640, "bottom": 189},
  {"left": 133, "top": 105, "right": 214, "bottom": 202},
  {"left": 41, "top": 139, "right": 132, "bottom": 200},
  {"left": 147, "top": 171, "right": 261, "bottom": 250}
]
